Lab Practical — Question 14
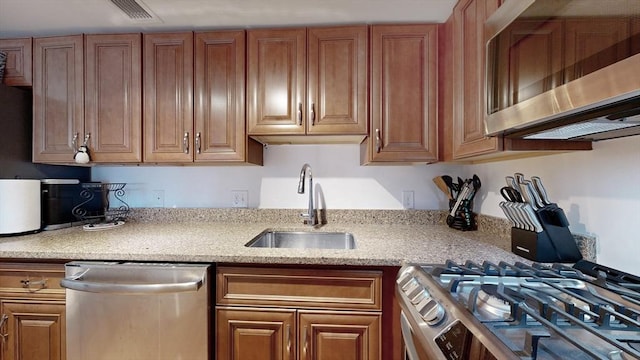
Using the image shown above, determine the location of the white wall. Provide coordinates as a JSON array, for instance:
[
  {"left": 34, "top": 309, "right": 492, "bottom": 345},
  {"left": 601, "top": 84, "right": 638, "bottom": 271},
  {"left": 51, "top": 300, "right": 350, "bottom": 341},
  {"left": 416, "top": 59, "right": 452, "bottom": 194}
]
[
  {"left": 91, "top": 144, "right": 461, "bottom": 211},
  {"left": 464, "top": 136, "right": 640, "bottom": 276},
  {"left": 92, "top": 137, "right": 640, "bottom": 275}
]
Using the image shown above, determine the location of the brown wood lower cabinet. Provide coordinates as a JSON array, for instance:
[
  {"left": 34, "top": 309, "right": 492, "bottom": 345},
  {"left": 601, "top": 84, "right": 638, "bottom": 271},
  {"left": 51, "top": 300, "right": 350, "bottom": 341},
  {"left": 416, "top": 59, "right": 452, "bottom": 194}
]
[
  {"left": 298, "top": 311, "right": 380, "bottom": 360},
  {"left": 217, "top": 307, "right": 380, "bottom": 360},
  {"left": 217, "top": 307, "right": 295, "bottom": 360},
  {"left": 0, "top": 299, "right": 65, "bottom": 360},
  {"left": 0, "top": 263, "right": 66, "bottom": 360},
  {"left": 216, "top": 266, "right": 395, "bottom": 360}
]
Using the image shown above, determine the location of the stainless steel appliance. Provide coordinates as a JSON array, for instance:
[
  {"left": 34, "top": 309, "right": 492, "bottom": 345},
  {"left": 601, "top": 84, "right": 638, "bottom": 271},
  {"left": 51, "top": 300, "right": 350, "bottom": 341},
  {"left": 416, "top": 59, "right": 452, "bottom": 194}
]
[
  {"left": 484, "top": 0, "right": 640, "bottom": 141},
  {"left": 397, "top": 260, "right": 640, "bottom": 359},
  {"left": 61, "top": 261, "right": 211, "bottom": 360}
]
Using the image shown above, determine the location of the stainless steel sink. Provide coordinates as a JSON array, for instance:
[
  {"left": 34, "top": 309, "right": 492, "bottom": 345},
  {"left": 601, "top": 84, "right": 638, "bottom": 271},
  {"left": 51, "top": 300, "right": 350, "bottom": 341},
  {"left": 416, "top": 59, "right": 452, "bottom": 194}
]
[{"left": 245, "top": 230, "right": 356, "bottom": 250}]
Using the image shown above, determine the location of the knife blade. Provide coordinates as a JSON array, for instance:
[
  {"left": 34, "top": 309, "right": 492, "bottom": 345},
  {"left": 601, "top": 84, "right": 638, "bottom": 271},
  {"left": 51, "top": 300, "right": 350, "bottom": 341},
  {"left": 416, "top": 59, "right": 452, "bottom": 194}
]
[{"left": 531, "top": 176, "right": 551, "bottom": 205}]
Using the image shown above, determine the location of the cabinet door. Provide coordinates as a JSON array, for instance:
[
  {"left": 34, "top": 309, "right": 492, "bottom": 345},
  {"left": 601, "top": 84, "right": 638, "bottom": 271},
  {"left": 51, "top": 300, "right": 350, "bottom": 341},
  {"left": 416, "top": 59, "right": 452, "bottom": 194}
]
[
  {"left": 143, "top": 32, "right": 193, "bottom": 163},
  {"left": 367, "top": 25, "right": 438, "bottom": 163},
  {"left": 564, "top": 18, "right": 630, "bottom": 82},
  {"left": 247, "top": 28, "right": 306, "bottom": 135},
  {"left": 298, "top": 311, "right": 381, "bottom": 360},
  {"left": 0, "top": 299, "right": 65, "bottom": 360},
  {"left": 0, "top": 38, "right": 32, "bottom": 86},
  {"left": 84, "top": 33, "right": 142, "bottom": 162},
  {"left": 217, "top": 307, "right": 295, "bottom": 360},
  {"left": 32, "top": 35, "right": 84, "bottom": 163},
  {"left": 449, "top": 0, "right": 502, "bottom": 159},
  {"left": 194, "top": 31, "right": 248, "bottom": 162},
  {"left": 307, "top": 26, "right": 368, "bottom": 135}
]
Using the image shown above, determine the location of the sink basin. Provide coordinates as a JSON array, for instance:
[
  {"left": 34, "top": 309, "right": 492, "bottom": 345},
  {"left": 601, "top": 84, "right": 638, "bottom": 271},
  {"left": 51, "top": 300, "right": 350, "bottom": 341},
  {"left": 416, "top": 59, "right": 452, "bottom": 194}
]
[{"left": 245, "top": 230, "right": 356, "bottom": 250}]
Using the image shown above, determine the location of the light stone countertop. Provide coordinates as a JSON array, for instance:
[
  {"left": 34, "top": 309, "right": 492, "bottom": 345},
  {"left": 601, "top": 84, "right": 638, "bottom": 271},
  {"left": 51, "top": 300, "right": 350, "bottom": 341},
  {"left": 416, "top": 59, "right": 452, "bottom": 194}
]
[{"left": 0, "top": 209, "right": 530, "bottom": 267}]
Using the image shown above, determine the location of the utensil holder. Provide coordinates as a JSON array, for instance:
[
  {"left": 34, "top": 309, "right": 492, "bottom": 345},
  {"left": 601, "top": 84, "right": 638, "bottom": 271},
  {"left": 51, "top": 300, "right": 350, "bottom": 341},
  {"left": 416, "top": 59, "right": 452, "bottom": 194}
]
[
  {"left": 447, "top": 199, "right": 477, "bottom": 231},
  {"left": 511, "top": 204, "right": 582, "bottom": 263},
  {"left": 72, "top": 183, "right": 130, "bottom": 223}
]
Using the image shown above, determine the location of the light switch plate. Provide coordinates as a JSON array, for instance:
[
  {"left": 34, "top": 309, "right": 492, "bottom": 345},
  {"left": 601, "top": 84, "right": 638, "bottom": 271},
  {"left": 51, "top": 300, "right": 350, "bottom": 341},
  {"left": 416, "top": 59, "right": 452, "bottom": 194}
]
[
  {"left": 232, "top": 190, "right": 248, "bottom": 208},
  {"left": 402, "top": 190, "right": 414, "bottom": 209}
]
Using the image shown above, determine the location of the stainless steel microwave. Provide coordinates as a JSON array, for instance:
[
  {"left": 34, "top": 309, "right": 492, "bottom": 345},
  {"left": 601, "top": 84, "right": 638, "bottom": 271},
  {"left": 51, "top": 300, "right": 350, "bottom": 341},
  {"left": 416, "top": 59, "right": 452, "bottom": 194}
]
[{"left": 484, "top": 0, "right": 640, "bottom": 141}]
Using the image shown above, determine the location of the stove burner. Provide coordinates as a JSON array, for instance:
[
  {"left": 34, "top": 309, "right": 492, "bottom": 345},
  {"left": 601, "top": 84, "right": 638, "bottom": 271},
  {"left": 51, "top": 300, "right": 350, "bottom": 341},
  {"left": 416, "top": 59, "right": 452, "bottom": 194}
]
[
  {"left": 399, "top": 260, "right": 640, "bottom": 360},
  {"left": 477, "top": 284, "right": 513, "bottom": 320}
]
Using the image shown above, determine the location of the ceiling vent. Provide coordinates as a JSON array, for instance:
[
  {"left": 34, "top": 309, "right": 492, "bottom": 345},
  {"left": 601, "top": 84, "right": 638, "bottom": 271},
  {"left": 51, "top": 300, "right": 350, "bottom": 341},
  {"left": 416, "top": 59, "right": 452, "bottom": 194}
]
[{"left": 108, "top": 0, "right": 162, "bottom": 22}]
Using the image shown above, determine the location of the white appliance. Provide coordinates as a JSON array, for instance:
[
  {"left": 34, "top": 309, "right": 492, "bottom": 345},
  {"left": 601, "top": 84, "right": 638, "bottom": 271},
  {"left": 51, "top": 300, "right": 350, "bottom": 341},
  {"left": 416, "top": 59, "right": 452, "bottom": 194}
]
[{"left": 0, "top": 179, "right": 41, "bottom": 235}]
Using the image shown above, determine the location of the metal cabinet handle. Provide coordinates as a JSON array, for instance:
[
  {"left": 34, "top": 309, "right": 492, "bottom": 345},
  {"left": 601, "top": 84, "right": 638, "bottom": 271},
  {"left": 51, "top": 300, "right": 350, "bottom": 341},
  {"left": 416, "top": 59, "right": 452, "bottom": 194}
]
[
  {"left": 298, "top": 102, "right": 303, "bottom": 125},
  {"left": 20, "top": 276, "right": 48, "bottom": 292},
  {"left": 60, "top": 277, "right": 203, "bottom": 295},
  {"left": 0, "top": 314, "right": 8, "bottom": 345},
  {"left": 375, "top": 128, "right": 382, "bottom": 153},
  {"left": 310, "top": 103, "right": 316, "bottom": 125},
  {"left": 183, "top": 132, "right": 190, "bottom": 154},
  {"left": 302, "top": 325, "right": 308, "bottom": 355},
  {"left": 285, "top": 324, "right": 291, "bottom": 353},
  {"left": 72, "top": 132, "right": 79, "bottom": 151},
  {"left": 195, "top": 132, "right": 201, "bottom": 154}
]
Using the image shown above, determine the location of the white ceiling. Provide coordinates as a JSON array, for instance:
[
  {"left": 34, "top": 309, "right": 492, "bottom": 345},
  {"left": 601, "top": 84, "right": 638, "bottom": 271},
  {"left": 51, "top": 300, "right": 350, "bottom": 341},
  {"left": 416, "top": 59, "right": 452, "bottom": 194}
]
[{"left": 0, "top": 0, "right": 457, "bottom": 38}]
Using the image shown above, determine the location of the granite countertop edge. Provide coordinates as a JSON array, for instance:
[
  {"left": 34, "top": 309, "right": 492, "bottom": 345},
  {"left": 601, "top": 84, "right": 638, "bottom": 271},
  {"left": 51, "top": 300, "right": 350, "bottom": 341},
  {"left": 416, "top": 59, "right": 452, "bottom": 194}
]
[{"left": 0, "top": 209, "right": 595, "bottom": 267}]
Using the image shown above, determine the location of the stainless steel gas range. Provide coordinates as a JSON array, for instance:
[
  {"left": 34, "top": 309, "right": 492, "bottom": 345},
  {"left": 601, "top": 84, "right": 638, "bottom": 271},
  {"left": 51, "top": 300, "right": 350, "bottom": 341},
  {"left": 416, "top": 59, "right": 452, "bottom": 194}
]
[{"left": 396, "top": 260, "right": 640, "bottom": 360}]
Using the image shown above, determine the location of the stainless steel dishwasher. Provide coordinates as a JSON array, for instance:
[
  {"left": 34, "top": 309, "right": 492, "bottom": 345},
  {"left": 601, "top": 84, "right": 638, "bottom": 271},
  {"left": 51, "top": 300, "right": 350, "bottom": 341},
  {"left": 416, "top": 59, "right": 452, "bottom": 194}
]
[{"left": 60, "top": 261, "right": 211, "bottom": 360}]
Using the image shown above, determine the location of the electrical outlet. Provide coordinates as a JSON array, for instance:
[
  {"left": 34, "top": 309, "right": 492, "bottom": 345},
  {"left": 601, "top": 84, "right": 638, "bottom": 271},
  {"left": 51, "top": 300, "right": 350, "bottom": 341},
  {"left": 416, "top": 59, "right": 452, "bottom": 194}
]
[
  {"left": 402, "top": 190, "right": 414, "bottom": 209},
  {"left": 151, "top": 190, "right": 164, "bottom": 208},
  {"left": 232, "top": 190, "right": 248, "bottom": 208}
]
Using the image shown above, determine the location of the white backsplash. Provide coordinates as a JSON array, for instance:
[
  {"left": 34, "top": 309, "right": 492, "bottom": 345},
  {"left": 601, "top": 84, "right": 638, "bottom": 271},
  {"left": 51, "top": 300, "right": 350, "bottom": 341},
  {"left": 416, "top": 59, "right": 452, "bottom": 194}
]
[{"left": 92, "top": 137, "right": 640, "bottom": 275}]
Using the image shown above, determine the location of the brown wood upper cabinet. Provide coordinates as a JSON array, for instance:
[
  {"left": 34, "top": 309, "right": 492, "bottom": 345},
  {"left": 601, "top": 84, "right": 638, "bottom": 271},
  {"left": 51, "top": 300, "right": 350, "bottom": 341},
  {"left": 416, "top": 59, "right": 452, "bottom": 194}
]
[
  {"left": 247, "top": 26, "right": 368, "bottom": 136},
  {"left": 144, "top": 31, "right": 262, "bottom": 164},
  {"left": 439, "top": 1, "right": 592, "bottom": 162},
  {"left": 362, "top": 24, "right": 438, "bottom": 164},
  {"left": 440, "top": 0, "right": 502, "bottom": 160},
  {"left": 143, "top": 32, "right": 194, "bottom": 163},
  {"left": 34, "top": 34, "right": 144, "bottom": 164},
  {"left": 0, "top": 38, "right": 32, "bottom": 86},
  {"left": 33, "top": 36, "right": 84, "bottom": 163},
  {"left": 84, "top": 33, "right": 142, "bottom": 163}
]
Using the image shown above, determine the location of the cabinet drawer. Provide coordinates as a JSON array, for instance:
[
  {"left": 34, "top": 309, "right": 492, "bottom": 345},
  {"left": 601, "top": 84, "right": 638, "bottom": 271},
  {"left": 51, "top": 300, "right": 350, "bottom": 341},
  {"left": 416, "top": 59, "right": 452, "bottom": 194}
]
[
  {"left": 217, "top": 266, "right": 382, "bottom": 310},
  {"left": 0, "top": 263, "right": 65, "bottom": 296}
]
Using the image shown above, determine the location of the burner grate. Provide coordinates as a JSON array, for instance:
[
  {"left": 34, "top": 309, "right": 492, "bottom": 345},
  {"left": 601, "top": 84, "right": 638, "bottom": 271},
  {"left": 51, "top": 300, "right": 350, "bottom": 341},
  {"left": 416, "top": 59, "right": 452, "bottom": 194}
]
[{"left": 428, "top": 260, "right": 640, "bottom": 359}]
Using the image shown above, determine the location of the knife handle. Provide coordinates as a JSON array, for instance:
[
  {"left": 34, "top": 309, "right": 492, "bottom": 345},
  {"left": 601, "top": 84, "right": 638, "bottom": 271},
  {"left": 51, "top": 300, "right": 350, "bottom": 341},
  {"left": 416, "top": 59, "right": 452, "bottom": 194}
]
[
  {"left": 522, "top": 203, "right": 544, "bottom": 233},
  {"left": 505, "top": 176, "right": 519, "bottom": 191},
  {"left": 523, "top": 180, "right": 545, "bottom": 209},
  {"left": 531, "top": 176, "right": 551, "bottom": 205}
]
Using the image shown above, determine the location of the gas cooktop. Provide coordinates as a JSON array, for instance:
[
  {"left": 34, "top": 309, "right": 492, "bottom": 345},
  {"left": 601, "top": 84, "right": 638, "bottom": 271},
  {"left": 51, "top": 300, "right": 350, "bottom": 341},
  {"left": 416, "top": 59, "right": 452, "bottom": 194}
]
[{"left": 397, "top": 260, "right": 640, "bottom": 360}]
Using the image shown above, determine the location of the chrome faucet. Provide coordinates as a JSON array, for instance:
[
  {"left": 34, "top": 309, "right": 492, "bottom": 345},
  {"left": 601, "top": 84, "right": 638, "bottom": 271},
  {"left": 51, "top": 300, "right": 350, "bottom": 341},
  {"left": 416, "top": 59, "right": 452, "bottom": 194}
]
[{"left": 297, "top": 163, "right": 316, "bottom": 226}]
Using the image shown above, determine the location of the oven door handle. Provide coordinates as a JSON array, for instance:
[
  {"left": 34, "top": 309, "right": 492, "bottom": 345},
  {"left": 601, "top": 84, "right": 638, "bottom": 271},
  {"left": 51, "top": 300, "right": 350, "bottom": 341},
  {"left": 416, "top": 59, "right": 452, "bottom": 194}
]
[
  {"left": 401, "top": 311, "right": 421, "bottom": 360},
  {"left": 60, "top": 277, "right": 204, "bottom": 295}
]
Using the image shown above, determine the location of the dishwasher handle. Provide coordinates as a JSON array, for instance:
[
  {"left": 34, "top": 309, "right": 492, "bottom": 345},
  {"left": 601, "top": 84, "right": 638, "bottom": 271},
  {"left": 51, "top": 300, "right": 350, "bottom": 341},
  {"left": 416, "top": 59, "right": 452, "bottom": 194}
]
[{"left": 60, "top": 277, "right": 204, "bottom": 295}]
